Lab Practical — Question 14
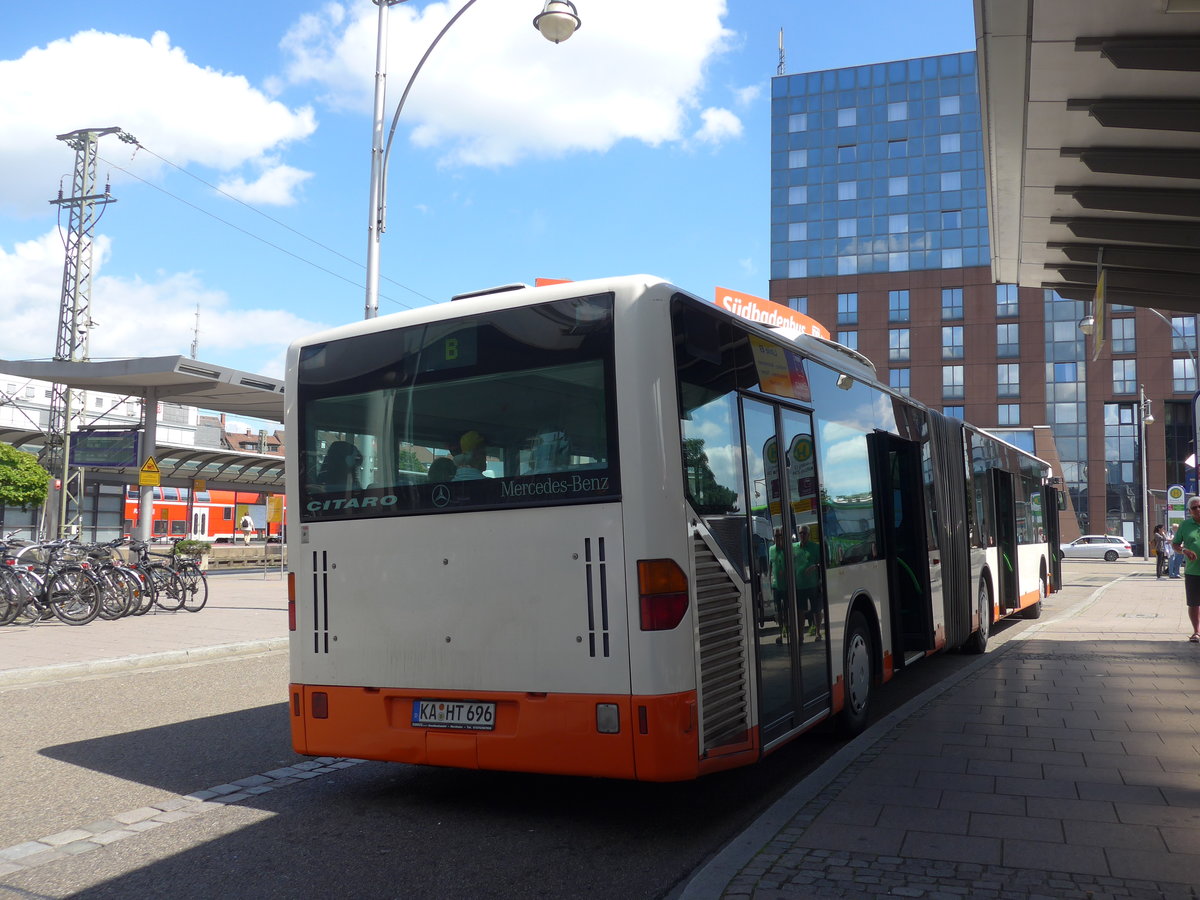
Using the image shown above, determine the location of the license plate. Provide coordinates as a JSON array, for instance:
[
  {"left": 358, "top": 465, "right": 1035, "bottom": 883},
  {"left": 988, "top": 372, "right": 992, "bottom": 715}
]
[{"left": 412, "top": 700, "right": 496, "bottom": 731}]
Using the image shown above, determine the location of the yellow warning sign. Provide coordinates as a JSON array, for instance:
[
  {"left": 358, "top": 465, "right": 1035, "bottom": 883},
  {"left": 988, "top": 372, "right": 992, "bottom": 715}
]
[{"left": 139, "top": 456, "right": 160, "bottom": 487}]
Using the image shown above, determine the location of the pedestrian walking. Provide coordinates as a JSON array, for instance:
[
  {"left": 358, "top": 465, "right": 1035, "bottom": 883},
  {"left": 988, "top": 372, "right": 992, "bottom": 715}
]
[
  {"left": 240, "top": 513, "right": 255, "bottom": 545},
  {"left": 1169, "top": 497, "right": 1200, "bottom": 642},
  {"left": 1153, "top": 524, "right": 1168, "bottom": 578}
]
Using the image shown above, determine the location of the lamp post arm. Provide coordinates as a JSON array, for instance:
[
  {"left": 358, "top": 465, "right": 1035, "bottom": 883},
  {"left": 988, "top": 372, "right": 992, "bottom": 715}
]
[{"left": 379, "top": 0, "right": 483, "bottom": 235}]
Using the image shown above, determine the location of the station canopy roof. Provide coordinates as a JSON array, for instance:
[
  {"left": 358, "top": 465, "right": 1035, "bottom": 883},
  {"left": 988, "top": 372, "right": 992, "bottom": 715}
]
[
  {"left": 0, "top": 355, "right": 286, "bottom": 492},
  {"left": 975, "top": 0, "right": 1200, "bottom": 312}
]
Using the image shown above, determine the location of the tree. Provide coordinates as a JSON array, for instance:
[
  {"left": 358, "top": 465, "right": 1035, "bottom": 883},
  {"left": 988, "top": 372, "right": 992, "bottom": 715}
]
[
  {"left": 397, "top": 449, "right": 427, "bottom": 474},
  {"left": 0, "top": 444, "right": 50, "bottom": 509}
]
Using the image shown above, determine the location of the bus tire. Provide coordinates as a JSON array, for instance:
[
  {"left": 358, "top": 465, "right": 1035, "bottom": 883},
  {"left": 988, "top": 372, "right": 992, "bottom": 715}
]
[
  {"left": 1020, "top": 572, "right": 1046, "bottom": 620},
  {"left": 838, "top": 610, "right": 873, "bottom": 737},
  {"left": 965, "top": 577, "right": 991, "bottom": 654}
]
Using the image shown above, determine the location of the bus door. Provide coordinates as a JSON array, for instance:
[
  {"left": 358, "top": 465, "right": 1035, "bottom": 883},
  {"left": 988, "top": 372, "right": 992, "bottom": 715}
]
[
  {"left": 992, "top": 470, "right": 1019, "bottom": 612},
  {"left": 868, "top": 432, "right": 935, "bottom": 668},
  {"left": 741, "top": 398, "right": 830, "bottom": 745},
  {"left": 1043, "top": 484, "right": 1062, "bottom": 591}
]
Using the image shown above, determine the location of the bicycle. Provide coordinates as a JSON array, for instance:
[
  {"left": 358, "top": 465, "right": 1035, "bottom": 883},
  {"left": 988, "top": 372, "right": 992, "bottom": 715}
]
[
  {"left": 0, "top": 539, "right": 101, "bottom": 626},
  {"left": 128, "top": 540, "right": 187, "bottom": 611},
  {"left": 170, "top": 544, "right": 209, "bottom": 613}
]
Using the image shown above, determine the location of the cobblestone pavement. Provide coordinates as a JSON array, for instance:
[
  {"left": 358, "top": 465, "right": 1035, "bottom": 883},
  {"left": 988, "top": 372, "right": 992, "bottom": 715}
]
[{"left": 682, "top": 567, "right": 1200, "bottom": 899}]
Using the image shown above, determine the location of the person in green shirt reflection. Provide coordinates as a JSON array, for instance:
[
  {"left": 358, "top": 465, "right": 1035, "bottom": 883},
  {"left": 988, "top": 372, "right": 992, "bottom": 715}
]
[
  {"left": 794, "top": 525, "right": 823, "bottom": 638},
  {"left": 1169, "top": 496, "right": 1200, "bottom": 642},
  {"left": 768, "top": 529, "right": 792, "bottom": 644}
]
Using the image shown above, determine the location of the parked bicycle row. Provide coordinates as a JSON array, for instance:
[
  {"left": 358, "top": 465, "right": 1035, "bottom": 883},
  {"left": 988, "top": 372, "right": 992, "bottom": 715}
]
[{"left": 0, "top": 536, "right": 208, "bottom": 626}]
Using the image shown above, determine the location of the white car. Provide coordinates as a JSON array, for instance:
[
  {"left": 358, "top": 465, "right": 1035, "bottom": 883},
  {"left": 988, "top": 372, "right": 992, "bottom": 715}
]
[{"left": 1059, "top": 535, "right": 1133, "bottom": 561}]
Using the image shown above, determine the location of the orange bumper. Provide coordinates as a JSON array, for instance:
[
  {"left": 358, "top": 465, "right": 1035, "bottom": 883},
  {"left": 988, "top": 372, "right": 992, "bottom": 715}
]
[{"left": 290, "top": 684, "right": 713, "bottom": 782}]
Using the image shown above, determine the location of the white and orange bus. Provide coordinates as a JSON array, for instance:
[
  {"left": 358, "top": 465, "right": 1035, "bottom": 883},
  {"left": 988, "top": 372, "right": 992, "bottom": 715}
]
[{"left": 285, "top": 275, "right": 1059, "bottom": 781}]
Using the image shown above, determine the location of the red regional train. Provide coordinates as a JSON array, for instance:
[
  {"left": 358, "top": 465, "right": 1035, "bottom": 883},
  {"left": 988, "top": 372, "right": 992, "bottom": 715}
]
[{"left": 123, "top": 487, "right": 284, "bottom": 542}]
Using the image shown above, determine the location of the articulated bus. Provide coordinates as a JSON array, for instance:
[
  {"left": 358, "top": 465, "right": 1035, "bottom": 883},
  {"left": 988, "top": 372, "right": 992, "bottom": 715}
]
[{"left": 285, "top": 274, "right": 1059, "bottom": 781}]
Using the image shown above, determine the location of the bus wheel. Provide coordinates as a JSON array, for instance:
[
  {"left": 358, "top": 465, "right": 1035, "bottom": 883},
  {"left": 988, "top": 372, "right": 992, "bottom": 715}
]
[
  {"left": 1021, "top": 573, "right": 1046, "bottom": 620},
  {"left": 966, "top": 578, "right": 991, "bottom": 654},
  {"left": 838, "top": 611, "right": 873, "bottom": 737}
]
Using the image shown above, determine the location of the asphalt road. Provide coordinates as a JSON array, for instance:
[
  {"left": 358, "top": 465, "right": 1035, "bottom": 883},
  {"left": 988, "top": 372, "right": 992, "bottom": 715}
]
[{"left": 0, "top": 560, "right": 1120, "bottom": 898}]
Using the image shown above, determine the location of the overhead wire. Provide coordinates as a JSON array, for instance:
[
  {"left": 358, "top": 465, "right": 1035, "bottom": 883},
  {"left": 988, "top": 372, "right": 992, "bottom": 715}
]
[{"left": 99, "top": 141, "right": 439, "bottom": 310}]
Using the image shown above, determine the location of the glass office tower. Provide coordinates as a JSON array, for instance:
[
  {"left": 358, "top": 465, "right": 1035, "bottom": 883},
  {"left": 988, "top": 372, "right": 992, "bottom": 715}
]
[
  {"left": 770, "top": 52, "right": 987, "bottom": 281},
  {"left": 768, "top": 50, "right": 1200, "bottom": 551}
]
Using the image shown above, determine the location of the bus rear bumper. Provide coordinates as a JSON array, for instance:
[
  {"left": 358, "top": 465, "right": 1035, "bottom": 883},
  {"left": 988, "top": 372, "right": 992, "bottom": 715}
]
[{"left": 289, "top": 684, "right": 704, "bottom": 781}]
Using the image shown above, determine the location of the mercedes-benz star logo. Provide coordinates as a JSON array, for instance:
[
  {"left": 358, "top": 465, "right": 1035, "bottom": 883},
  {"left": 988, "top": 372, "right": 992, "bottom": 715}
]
[{"left": 432, "top": 484, "right": 451, "bottom": 508}]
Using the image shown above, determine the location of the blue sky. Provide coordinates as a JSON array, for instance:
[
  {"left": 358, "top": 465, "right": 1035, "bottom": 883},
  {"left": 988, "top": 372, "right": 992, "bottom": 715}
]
[{"left": 0, "top": 1, "right": 974, "bottom": 382}]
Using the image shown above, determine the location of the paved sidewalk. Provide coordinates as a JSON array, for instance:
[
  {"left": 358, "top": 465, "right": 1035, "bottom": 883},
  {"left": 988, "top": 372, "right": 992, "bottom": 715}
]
[
  {"left": 0, "top": 571, "right": 288, "bottom": 686},
  {"left": 682, "top": 565, "right": 1200, "bottom": 899}
]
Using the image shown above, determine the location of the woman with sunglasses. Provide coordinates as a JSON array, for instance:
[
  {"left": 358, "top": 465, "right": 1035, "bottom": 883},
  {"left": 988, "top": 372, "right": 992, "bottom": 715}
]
[{"left": 1169, "top": 497, "right": 1200, "bottom": 642}]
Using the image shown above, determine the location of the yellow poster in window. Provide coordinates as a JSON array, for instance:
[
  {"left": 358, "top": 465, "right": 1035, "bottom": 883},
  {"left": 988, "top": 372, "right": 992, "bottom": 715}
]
[{"left": 749, "top": 336, "right": 811, "bottom": 402}]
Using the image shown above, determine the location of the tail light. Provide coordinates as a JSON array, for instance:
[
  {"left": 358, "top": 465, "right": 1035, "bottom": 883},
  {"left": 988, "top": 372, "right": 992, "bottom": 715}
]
[{"left": 637, "top": 559, "right": 689, "bottom": 631}]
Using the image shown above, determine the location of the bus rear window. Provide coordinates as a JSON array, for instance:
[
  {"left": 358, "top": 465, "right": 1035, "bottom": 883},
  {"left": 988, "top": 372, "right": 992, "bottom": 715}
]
[{"left": 296, "top": 294, "right": 620, "bottom": 521}]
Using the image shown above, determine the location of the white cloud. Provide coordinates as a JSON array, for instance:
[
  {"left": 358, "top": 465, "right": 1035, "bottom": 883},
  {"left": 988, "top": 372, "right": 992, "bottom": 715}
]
[
  {"left": 0, "top": 230, "right": 326, "bottom": 377},
  {"left": 735, "top": 84, "right": 762, "bottom": 107},
  {"left": 693, "top": 107, "right": 743, "bottom": 145},
  {"left": 218, "top": 163, "right": 314, "bottom": 206},
  {"left": 280, "top": 0, "right": 735, "bottom": 167},
  {"left": 0, "top": 29, "right": 318, "bottom": 217}
]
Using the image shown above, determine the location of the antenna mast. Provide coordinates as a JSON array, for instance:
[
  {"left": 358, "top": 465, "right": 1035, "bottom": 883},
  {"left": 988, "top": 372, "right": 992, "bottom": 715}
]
[
  {"left": 190, "top": 303, "right": 201, "bottom": 358},
  {"left": 778, "top": 27, "right": 786, "bottom": 76}
]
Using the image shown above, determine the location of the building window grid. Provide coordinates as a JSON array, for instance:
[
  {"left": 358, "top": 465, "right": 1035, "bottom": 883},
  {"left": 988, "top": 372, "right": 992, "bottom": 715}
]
[
  {"left": 942, "top": 326, "right": 964, "bottom": 360},
  {"left": 1173, "top": 358, "right": 1197, "bottom": 394},
  {"left": 997, "top": 363, "right": 1020, "bottom": 398},
  {"left": 769, "top": 53, "right": 988, "bottom": 283},
  {"left": 941, "top": 288, "right": 963, "bottom": 320},
  {"left": 997, "top": 323, "right": 1019, "bottom": 358},
  {"left": 888, "top": 290, "right": 910, "bottom": 323},
  {"left": 1110, "top": 318, "right": 1136, "bottom": 355},
  {"left": 787, "top": 296, "right": 808, "bottom": 314},
  {"left": 997, "top": 404, "right": 1020, "bottom": 426},
  {"left": 996, "top": 284, "right": 1018, "bottom": 317},
  {"left": 1170, "top": 316, "right": 1197, "bottom": 353},
  {"left": 889, "top": 328, "right": 911, "bottom": 362},
  {"left": 889, "top": 368, "right": 910, "bottom": 394},
  {"left": 1112, "top": 359, "right": 1137, "bottom": 395},
  {"left": 837, "top": 293, "right": 858, "bottom": 326},
  {"left": 943, "top": 365, "right": 964, "bottom": 400}
]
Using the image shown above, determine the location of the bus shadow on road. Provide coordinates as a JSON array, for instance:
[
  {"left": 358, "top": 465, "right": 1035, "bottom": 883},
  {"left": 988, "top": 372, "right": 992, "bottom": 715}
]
[{"left": 30, "top": 727, "right": 851, "bottom": 900}]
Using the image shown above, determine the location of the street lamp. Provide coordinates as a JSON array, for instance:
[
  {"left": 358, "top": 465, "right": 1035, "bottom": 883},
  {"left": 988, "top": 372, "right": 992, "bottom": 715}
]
[
  {"left": 364, "top": 0, "right": 582, "bottom": 320},
  {"left": 1139, "top": 384, "right": 1156, "bottom": 560}
]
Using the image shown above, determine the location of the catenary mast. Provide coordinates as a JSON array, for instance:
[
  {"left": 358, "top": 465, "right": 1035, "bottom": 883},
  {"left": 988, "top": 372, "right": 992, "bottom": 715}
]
[{"left": 43, "top": 126, "right": 135, "bottom": 537}]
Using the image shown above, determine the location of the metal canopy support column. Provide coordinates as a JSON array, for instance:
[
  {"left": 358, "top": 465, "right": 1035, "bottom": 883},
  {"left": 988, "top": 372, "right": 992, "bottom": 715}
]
[{"left": 135, "top": 388, "right": 159, "bottom": 543}]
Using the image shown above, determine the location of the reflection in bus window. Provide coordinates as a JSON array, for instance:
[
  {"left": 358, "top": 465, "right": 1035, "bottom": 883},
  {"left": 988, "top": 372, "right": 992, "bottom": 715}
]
[{"left": 297, "top": 295, "right": 620, "bottom": 521}]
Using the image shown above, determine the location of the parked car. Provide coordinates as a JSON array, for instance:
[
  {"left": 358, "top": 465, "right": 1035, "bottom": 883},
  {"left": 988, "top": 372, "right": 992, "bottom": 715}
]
[{"left": 1059, "top": 535, "right": 1133, "bottom": 561}]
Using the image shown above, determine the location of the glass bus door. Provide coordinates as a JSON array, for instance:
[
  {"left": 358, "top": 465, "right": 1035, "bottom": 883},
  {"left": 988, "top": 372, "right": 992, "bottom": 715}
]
[
  {"left": 742, "top": 399, "right": 830, "bottom": 743},
  {"left": 868, "top": 432, "right": 935, "bottom": 667},
  {"left": 992, "top": 470, "right": 1019, "bottom": 612}
]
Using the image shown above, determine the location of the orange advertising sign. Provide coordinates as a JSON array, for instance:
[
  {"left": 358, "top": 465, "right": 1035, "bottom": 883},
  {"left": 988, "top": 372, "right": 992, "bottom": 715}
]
[{"left": 715, "top": 287, "right": 830, "bottom": 340}]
